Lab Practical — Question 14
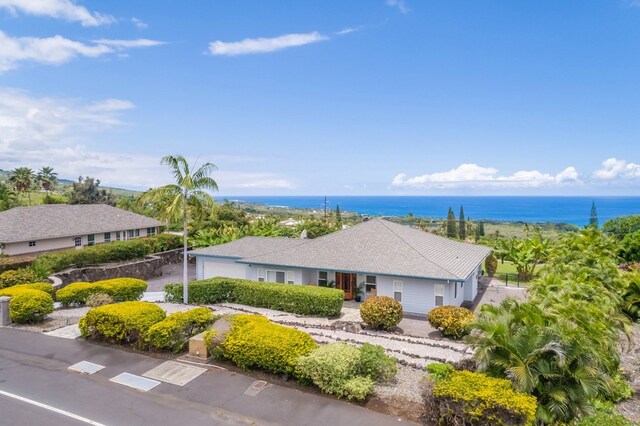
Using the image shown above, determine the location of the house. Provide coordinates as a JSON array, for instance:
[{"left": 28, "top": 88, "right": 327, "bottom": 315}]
[
  {"left": 190, "top": 218, "right": 491, "bottom": 315},
  {"left": 0, "top": 204, "right": 164, "bottom": 256}
]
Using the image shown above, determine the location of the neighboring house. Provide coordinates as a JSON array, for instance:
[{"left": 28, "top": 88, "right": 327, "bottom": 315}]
[
  {"left": 191, "top": 218, "right": 491, "bottom": 315},
  {"left": 0, "top": 204, "right": 164, "bottom": 256}
]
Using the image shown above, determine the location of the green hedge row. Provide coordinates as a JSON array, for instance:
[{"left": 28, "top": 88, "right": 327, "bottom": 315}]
[
  {"left": 56, "top": 278, "right": 148, "bottom": 306},
  {"left": 165, "top": 277, "right": 344, "bottom": 317},
  {"left": 145, "top": 307, "right": 216, "bottom": 352},
  {"left": 33, "top": 233, "right": 181, "bottom": 274}
]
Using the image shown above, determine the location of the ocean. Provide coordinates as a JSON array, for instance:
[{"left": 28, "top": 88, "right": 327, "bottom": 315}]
[{"left": 223, "top": 196, "right": 640, "bottom": 226}]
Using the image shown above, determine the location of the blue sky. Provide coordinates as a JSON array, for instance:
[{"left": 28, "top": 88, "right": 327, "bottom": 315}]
[{"left": 1, "top": 0, "right": 640, "bottom": 195}]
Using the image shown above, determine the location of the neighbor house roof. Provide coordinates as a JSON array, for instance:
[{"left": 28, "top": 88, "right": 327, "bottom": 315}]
[
  {"left": 192, "top": 219, "right": 491, "bottom": 281},
  {"left": 0, "top": 204, "right": 164, "bottom": 243}
]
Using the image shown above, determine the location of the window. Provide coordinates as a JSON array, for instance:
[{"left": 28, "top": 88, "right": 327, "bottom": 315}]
[
  {"left": 28, "top": 241, "right": 36, "bottom": 247},
  {"left": 287, "top": 271, "right": 295, "bottom": 284},
  {"left": 104, "top": 232, "right": 111, "bottom": 243},
  {"left": 435, "top": 284, "right": 445, "bottom": 307},
  {"left": 74, "top": 236, "right": 82, "bottom": 247},
  {"left": 88, "top": 234, "right": 95, "bottom": 246},
  {"left": 134, "top": 229, "right": 140, "bottom": 237},
  {"left": 115, "top": 231, "right": 121, "bottom": 241},
  {"left": 267, "top": 270, "right": 286, "bottom": 283},
  {"left": 393, "top": 280, "right": 403, "bottom": 302},
  {"left": 318, "top": 271, "right": 328, "bottom": 286},
  {"left": 365, "top": 275, "right": 377, "bottom": 293},
  {"left": 127, "top": 230, "right": 134, "bottom": 239},
  {"left": 147, "top": 227, "right": 156, "bottom": 236},
  {"left": 257, "top": 268, "right": 265, "bottom": 282}
]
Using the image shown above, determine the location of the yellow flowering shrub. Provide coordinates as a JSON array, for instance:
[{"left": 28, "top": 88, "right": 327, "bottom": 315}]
[
  {"left": 9, "top": 282, "right": 54, "bottom": 297},
  {"left": 427, "top": 305, "right": 475, "bottom": 339},
  {"left": 429, "top": 370, "right": 537, "bottom": 426},
  {"left": 359, "top": 296, "right": 403, "bottom": 330},
  {"left": 56, "top": 278, "right": 147, "bottom": 306},
  {"left": 79, "top": 301, "right": 166, "bottom": 346},
  {"left": 222, "top": 314, "right": 317, "bottom": 376},
  {"left": 145, "top": 307, "right": 216, "bottom": 352},
  {"left": 0, "top": 287, "right": 53, "bottom": 323}
]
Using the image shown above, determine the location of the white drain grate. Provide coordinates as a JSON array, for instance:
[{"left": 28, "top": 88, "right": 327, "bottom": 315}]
[
  {"left": 110, "top": 372, "right": 160, "bottom": 392},
  {"left": 68, "top": 361, "right": 105, "bottom": 375}
]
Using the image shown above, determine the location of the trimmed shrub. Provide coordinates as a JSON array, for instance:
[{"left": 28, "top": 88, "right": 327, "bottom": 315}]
[
  {"left": 359, "top": 296, "right": 403, "bottom": 330},
  {"left": 221, "top": 314, "right": 317, "bottom": 376},
  {"left": 56, "top": 278, "right": 147, "bottom": 306},
  {"left": 86, "top": 293, "right": 114, "bottom": 308},
  {"left": 296, "top": 343, "right": 389, "bottom": 401},
  {"left": 165, "top": 277, "right": 344, "bottom": 317},
  {"left": 0, "top": 287, "right": 54, "bottom": 323},
  {"left": 146, "top": 307, "right": 216, "bottom": 352},
  {"left": 426, "top": 362, "right": 455, "bottom": 382},
  {"left": 485, "top": 253, "right": 498, "bottom": 277},
  {"left": 358, "top": 343, "right": 397, "bottom": 381},
  {"left": 32, "top": 234, "right": 181, "bottom": 274},
  {"left": 427, "top": 305, "right": 475, "bottom": 339},
  {"left": 424, "top": 370, "right": 537, "bottom": 426},
  {"left": 10, "top": 282, "right": 55, "bottom": 297},
  {"left": 79, "top": 301, "right": 166, "bottom": 345},
  {"left": 0, "top": 268, "right": 39, "bottom": 288}
]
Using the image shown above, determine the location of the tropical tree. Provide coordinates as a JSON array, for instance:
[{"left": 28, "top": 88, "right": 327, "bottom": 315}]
[
  {"left": 36, "top": 166, "right": 58, "bottom": 201},
  {"left": 0, "top": 182, "right": 18, "bottom": 211},
  {"left": 458, "top": 205, "right": 466, "bottom": 240},
  {"left": 497, "top": 234, "right": 550, "bottom": 281},
  {"left": 335, "top": 205, "right": 342, "bottom": 228},
  {"left": 589, "top": 200, "right": 599, "bottom": 228},
  {"left": 446, "top": 207, "right": 457, "bottom": 239},
  {"left": 603, "top": 214, "right": 640, "bottom": 240},
  {"left": 8, "top": 167, "right": 35, "bottom": 205},
  {"left": 138, "top": 155, "right": 218, "bottom": 303},
  {"left": 69, "top": 176, "right": 116, "bottom": 205}
]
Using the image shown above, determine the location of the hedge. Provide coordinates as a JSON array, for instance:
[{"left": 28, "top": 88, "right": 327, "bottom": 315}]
[
  {"left": 6, "top": 282, "right": 55, "bottom": 297},
  {"left": 79, "top": 301, "right": 166, "bottom": 345},
  {"left": 56, "top": 278, "right": 148, "bottom": 306},
  {"left": 221, "top": 314, "right": 317, "bottom": 376},
  {"left": 32, "top": 233, "right": 181, "bottom": 274},
  {"left": 0, "top": 287, "right": 54, "bottom": 323},
  {"left": 427, "top": 305, "right": 475, "bottom": 339},
  {"left": 359, "top": 296, "right": 403, "bottom": 330},
  {"left": 425, "top": 370, "right": 537, "bottom": 426},
  {"left": 145, "top": 307, "right": 216, "bottom": 352},
  {"left": 165, "top": 277, "right": 344, "bottom": 317},
  {"left": 0, "top": 268, "right": 40, "bottom": 289}
]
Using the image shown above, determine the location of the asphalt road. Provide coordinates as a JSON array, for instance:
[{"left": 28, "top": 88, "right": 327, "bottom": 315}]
[{"left": 0, "top": 328, "right": 408, "bottom": 426}]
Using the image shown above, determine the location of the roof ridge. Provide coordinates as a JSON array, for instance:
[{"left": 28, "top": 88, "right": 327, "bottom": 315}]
[
  {"left": 378, "top": 219, "right": 460, "bottom": 280},
  {"left": 241, "top": 236, "right": 311, "bottom": 260}
]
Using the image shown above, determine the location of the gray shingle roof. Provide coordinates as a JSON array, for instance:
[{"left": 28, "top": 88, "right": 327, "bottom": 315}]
[
  {"left": 0, "top": 204, "right": 164, "bottom": 243},
  {"left": 190, "top": 236, "right": 306, "bottom": 258},
  {"left": 193, "top": 219, "right": 491, "bottom": 281}
]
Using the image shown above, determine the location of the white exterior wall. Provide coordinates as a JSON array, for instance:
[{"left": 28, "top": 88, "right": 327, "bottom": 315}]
[{"left": 2, "top": 226, "right": 160, "bottom": 256}]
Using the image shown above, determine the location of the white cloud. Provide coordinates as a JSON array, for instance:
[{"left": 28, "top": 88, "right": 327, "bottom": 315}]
[
  {"left": 131, "top": 17, "right": 148, "bottom": 29},
  {"left": 0, "top": 88, "right": 294, "bottom": 191},
  {"left": 0, "top": 0, "right": 114, "bottom": 26},
  {"left": 335, "top": 27, "right": 358, "bottom": 36},
  {"left": 209, "top": 32, "right": 329, "bottom": 56},
  {"left": 93, "top": 39, "right": 166, "bottom": 48},
  {"left": 594, "top": 158, "right": 640, "bottom": 180},
  {"left": 392, "top": 163, "right": 581, "bottom": 189},
  {"left": 386, "top": 0, "right": 409, "bottom": 14},
  {"left": 0, "top": 31, "right": 165, "bottom": 72}
]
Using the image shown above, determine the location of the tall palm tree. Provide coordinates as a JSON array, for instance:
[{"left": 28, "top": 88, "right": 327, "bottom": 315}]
[
  {"left": 8, "top": 167, "right": 35, "bottom": 205},
  {"left": 37, "top": 166, "right": 58, "bottom": 201},
  {"left": 139, "top": 155, "right": 218, "bottom": 303}
]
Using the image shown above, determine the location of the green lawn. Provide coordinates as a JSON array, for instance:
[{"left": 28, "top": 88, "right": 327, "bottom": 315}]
[{"left": 493, "top": 261, "right": 542, "bottom": 287}]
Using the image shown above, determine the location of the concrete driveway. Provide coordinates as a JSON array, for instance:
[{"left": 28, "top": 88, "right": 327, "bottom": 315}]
[{"left": 147, "top": 262, "right": 196, "bottom": 292}]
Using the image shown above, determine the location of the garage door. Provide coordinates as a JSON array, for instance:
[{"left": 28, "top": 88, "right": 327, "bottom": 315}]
[{"left": 203, "top": 260, "right": 247, "bottom": 279}]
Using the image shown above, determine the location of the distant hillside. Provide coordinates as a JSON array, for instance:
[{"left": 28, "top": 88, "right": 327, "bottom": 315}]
[{"left": 0, "top": 169, "right": 140, "bottom": 198}]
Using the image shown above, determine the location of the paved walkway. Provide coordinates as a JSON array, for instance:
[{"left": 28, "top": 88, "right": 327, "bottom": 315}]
[{"left": 147, "top": 262, "right": 196, "bottom": 292}]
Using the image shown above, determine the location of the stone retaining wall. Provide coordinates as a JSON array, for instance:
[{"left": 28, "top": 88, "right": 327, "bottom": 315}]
[{"left": 51, "top": 248, "right": 184, "bottom": 286}]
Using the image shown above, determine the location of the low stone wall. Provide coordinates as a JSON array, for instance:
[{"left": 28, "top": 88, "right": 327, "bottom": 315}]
[{"left": 51, "top": 248, "right": 184, "bottom": 286}]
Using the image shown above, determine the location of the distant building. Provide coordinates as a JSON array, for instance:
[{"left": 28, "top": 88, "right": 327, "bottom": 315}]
[
  {"left": 279, "top": 218, "right": 302, "bottom": 227},
  {"left": 190, "top": 218, "right": 490, "bottom": 315},
  {"left": 0, "top": 204, "right": 164, "bottom": 256}
]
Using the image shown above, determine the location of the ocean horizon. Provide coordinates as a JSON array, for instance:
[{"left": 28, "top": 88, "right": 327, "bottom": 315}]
[{"left": 222, "top": 196, "right": 640, "bottom": 226}]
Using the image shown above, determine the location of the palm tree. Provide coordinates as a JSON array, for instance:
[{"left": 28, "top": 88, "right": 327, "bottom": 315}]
[
  {"left": 138, "top": 155, "right": 218, "bottom": 303},
  {"left": 8, "top": 167, "right": 35, "bottom": 205},
  {"left": 37, "top": 166, "right": 58, "bottom": 201}
]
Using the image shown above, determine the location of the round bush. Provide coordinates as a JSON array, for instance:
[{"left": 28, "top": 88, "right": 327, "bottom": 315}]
[
  {"left": 0, "top": 268, "right": 39, "bottom": 288},
  {"left": 0, "top": 288, "right": 54, "bottom": 323},
  {"left": 145, "top": 307, "right": 216, "bottom": 352},
  {"left": 8, "top": 282, "right": 54, "bottom": 297},
  {"left": 359, "top": 296, "right": 403, "bottom": 330},
  {"left": 485, "top": 253, "right": 498, "bottom": 277},
  {"left": 427, "top": 305, "right": 475, "bottom": 339}
]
